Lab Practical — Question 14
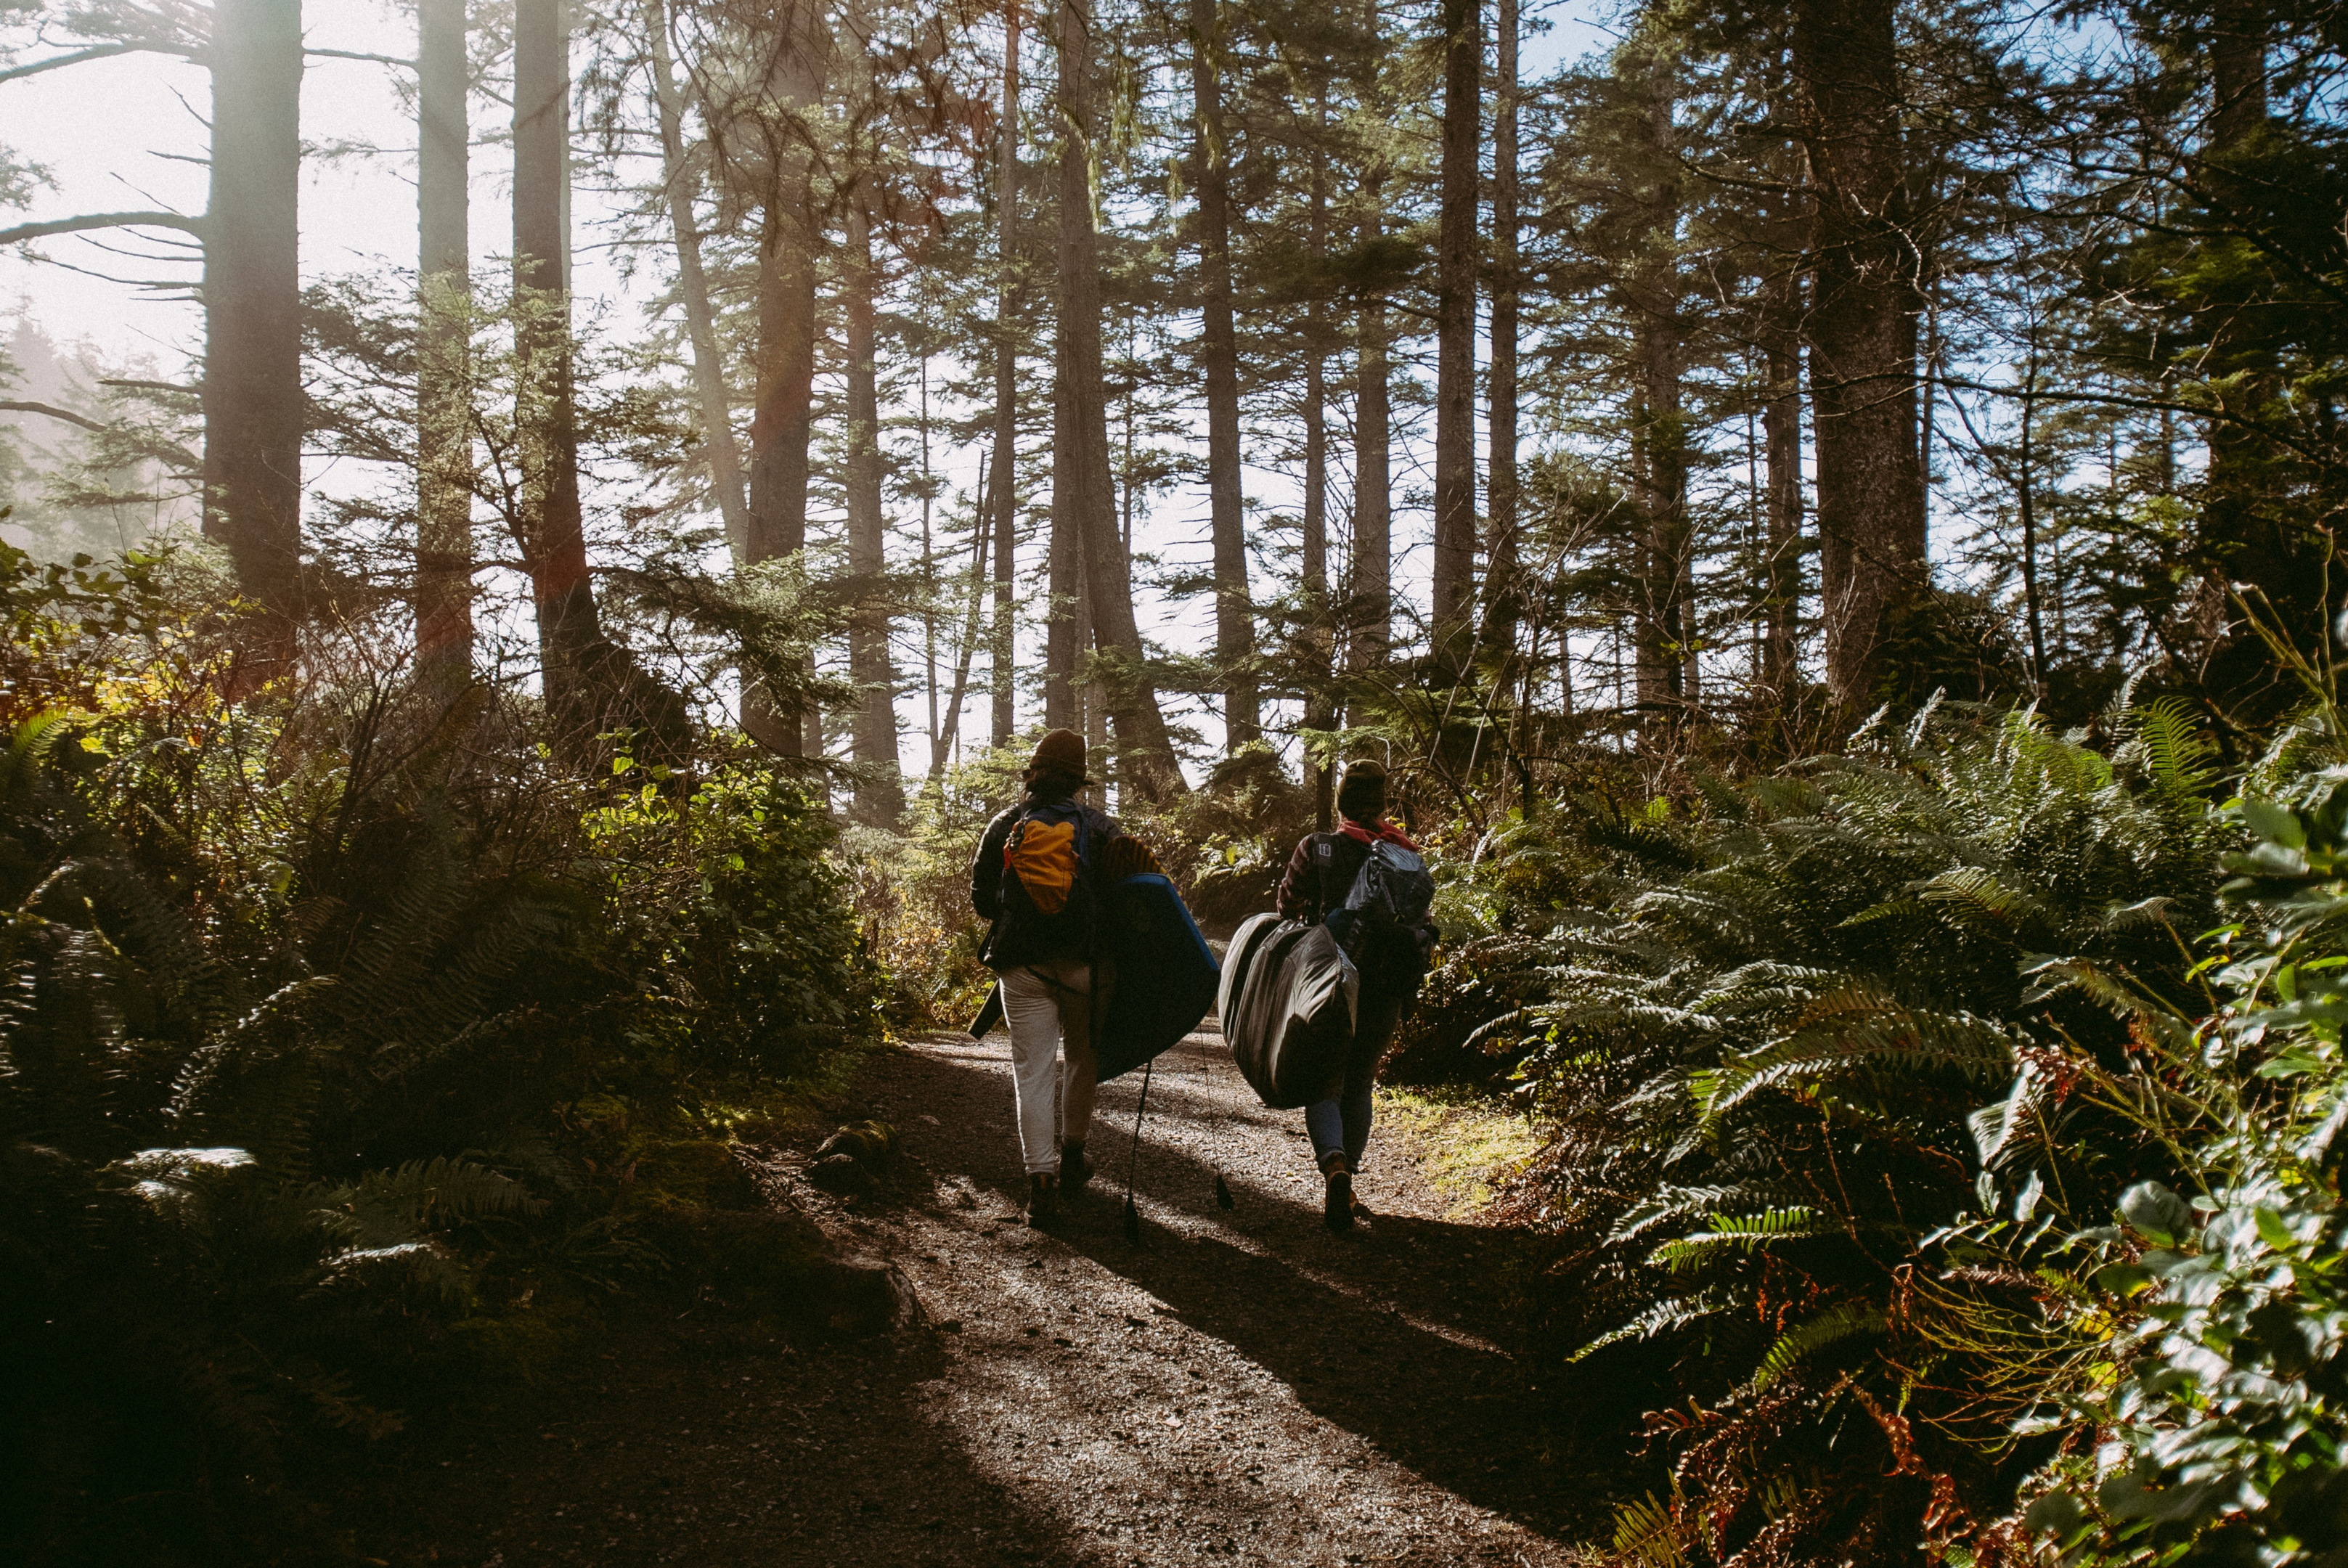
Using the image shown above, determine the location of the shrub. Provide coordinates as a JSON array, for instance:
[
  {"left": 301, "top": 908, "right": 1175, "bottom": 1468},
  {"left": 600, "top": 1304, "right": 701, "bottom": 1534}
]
[
  {"left": 1456, "top": 695, "right": 2230, "bottom": 1565},
  {"left": 0, "top": 552, "right": 878, "bottom": 1561}
]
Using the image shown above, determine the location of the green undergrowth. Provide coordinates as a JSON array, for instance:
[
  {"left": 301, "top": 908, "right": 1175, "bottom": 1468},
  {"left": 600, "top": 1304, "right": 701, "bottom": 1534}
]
[
  {"left": 0, "top": 544, "right": 882, "bottom": 1566},
  {"left": 1422, "top": 653, "right": 2348, "bottom": 1568},
  {"left": 1376, "top": 1085, "right": 1543, "bottom": 1215}
]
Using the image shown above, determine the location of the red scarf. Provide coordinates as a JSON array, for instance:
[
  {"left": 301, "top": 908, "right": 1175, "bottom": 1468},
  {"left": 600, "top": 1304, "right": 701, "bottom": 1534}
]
[{"left": 1338, "top": 817, "right": 1419, "bottom": 852}]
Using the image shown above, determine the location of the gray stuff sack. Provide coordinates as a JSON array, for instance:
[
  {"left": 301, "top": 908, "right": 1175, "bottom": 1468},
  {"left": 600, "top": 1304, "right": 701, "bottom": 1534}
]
[{"left": 1216, "top": 911, "right": 1359, "bottom": 1110}]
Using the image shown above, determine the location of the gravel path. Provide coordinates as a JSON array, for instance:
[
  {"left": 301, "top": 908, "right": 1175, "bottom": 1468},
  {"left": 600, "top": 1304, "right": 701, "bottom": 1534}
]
[{"left": 391, "top": 1025, "right": 1578, "bottom": 1567}]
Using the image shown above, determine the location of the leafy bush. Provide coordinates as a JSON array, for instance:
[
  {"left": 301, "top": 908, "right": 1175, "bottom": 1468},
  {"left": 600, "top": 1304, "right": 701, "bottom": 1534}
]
[
  {"left": 0, "top": 552, "right": 877, "bottom": 1562},
  {"left": 1958, "top": 715, "right": 2348, "bottom": 1568},
  {"left": 1448, "top": 695, "right": 2232, "bottom": 1565}
]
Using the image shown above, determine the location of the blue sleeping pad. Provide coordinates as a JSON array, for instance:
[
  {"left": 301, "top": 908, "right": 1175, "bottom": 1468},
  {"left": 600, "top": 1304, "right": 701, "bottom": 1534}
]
[{"left": 1094, "top": 873, "right": 1220, "bottom": 1082}]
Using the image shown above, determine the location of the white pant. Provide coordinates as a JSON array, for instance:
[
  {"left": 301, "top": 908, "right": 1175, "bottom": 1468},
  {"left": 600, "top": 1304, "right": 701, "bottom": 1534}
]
[{"left": 999, "top": 959, "right": 1100, "bottom": 1175}]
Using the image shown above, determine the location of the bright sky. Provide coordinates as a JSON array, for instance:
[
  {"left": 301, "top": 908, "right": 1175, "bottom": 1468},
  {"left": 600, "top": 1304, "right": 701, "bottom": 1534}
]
[{"left": 0, "top": 0, "right": 1617, "bottom": 780}]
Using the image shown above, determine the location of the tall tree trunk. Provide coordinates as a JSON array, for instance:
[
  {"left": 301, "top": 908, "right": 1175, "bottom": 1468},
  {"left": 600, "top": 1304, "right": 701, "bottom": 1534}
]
[
  {"left": 2200, "top": 0, "right": 2300, "bottom": 654},
  {"left": 1045, "top": 0, "right": 1088, "bottom": 735},
  {"left": 1630, "top": 73, "right": 1688, "bottom": 725},
  {"left": 990, "top": 3, "right": 1022, "bottom": 748},
  {"left": 1348, "top": 195, "right": 1393, "bottom": 712},
  {"left": 513, "top": 0, "right": 608, "bottom": 727},
  {"left": 1761, "top": 269, "right": 1803, "bottom": 692},
  {"left": 931, "top": 514, "right": 989, "bottom": 781},
  {"left": 1430, "top": 0, "right": 1480, "bottom": 671},
  {"left": 2211, "top": 0, "right": 2267, "bottom": 149},
  {"left": 1045, "top": 375, "right": 1083, "bottom": 734},
  {"left": 1631, "top": 320, "right": 1689, "bottom": 717},
  {"left": 1190, "top": 0, "right": 1257, "bottom": 751},
  {"left": 416, "top": 0, "right": 471, "bottom": 682},
  {"left": 1303, "top": 83, "right": 1334, "bottom": 829},
  {"left": 1480, "top": 0, "right": 1519, "bottom": 663},
  {"left": 647, "top": 0, "right": 749, "bottom": 552},
  {"left": 1795, "top": 0, "right": 1925, "bottom": 708},
  {"left": 742, "top": 23, "right": 828, "bottom": 759},
  {"left": 1059, "top": 0, "right": 1186, "bottom": 800},
  {"left": 843, "top": 196, "right": 902, "bottom": 825},
  {"left": 203, "top": 0, "right": 303, "bottom": 666}
]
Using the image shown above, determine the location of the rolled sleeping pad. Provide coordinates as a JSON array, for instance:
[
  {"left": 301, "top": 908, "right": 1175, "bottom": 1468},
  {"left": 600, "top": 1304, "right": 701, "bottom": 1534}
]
[
  {"left": 1218, "top": 911, "right": 1359, "bottom": 1109},
  {"left": 1093, "top": 873, "right": 1220, "bottom": 1082}
]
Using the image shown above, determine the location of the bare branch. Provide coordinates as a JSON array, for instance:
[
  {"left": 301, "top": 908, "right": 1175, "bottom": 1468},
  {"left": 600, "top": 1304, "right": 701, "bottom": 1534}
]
[
  {"left": 306, "top": 48, "right": 416, "bottom": 69},
  {"left": 0, "top": 399, "right": 109, "bottom": 433},
  {"left": 0, "top": 44, "right": 139, "bottom": 84},
  {"left": 99, "top": 378, "right": 203, "bottom": 395},
  {"left": 0, "top": 210, "right": 207, "bottom": 246}
]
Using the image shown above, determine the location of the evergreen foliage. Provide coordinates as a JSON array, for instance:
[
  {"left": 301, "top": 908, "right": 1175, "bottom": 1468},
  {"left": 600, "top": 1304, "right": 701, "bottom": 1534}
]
[{"left": 0, "top": 550, "right": 876, "bottom": 1562}]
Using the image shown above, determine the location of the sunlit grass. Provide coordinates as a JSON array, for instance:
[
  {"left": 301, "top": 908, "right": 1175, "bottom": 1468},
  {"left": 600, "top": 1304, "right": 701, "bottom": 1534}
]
[{"left": 1376, "top": 1085, "right": 1539, "bottom": 1216}]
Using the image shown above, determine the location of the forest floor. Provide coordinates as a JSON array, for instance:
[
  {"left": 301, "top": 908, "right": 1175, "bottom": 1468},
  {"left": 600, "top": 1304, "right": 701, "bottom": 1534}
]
[{"left": 370, "top": 1026, "right": 1583, "bottom": 1567}]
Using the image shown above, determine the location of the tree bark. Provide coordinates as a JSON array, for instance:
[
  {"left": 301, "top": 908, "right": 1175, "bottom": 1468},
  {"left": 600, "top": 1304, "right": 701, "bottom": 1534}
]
[
  {"left": 1630, "top": 71, "right": 1689, "bottom": 723},
  {"left": 1349, "top": 193, "right": 1393, "bottom": 706},
  {"left": 1189, "top": 0, "right": 1257, "bottom": 751},
  {"left": 990, "top": 3, "right": 1022, "bottom": 748},
  {"left": 416, "top": 0, "right": 471, "bottom": 682},
  {"left": 513, "top": 0, "right": 608, "bottom": 726},
  {"left": 1045, "top": 338, "right": 1083, "bottom": 733},
  {"left": 2211, "top": 0, "right": 2267, "bottom": 150},
  {"left": 1046, "top": 0, "right": 1088, "bottom": 735},
  {"left": 203, "top": 0, "right": 303, "bottom": 663},
  {"left": 1304, "top": 83, "right": 1334, "bottom": 829},
  {"left": 1632, "top": 313, "right": 1689, "bottom": 716},
  {"left": 1058, "top": 0, "right": 1186, "bottom": 799},
  {"left": 1430, "top": 0, "right": 1480, "bottom": 670},
  {"left": 1794, "top": 0, "right": 1925, "bottom": 708},
  {"left": 741, "top": 16, "right": 828, "bottom": 758},
  {"left": 1481, "top": 0, "right": 1519, "bottom": 663},
  {"left": 1761, "top": 269, "right": 1803, "bottom": 692},
  {"left": 2201, "top": 0, "right": 2294, "bottom": 644},
  {"left": 647, "top": 0, "right": 749, "bottom": 553},
  {"left": 844, "top": 195, "right": 904, "bottom": 827}
]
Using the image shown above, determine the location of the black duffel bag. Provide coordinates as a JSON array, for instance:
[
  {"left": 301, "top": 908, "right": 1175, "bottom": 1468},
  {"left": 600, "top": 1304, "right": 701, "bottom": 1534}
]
[{"left": 1216, "top": 912, "right": 1359, "bottom": 1109}]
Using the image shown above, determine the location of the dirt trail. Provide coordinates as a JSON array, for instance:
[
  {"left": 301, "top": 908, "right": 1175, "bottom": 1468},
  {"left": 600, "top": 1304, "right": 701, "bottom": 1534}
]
[{"left": 391, "top": 1026, "right": 1578, "bottom": 1567}]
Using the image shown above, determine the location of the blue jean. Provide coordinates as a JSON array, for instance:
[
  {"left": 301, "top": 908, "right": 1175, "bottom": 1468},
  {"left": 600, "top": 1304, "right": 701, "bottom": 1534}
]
[{"left": 1305, "top": 989, "right": 1406, "bottom": 1171}]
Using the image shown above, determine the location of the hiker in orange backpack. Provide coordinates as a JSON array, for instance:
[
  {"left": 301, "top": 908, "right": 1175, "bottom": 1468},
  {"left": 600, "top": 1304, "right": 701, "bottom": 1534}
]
[
  {"left": 971, "top": 728, "right": 1139, "bottom": 1226},
  {"left": 1275, "top": 759, "right": 1439, "bottom": 1233}
]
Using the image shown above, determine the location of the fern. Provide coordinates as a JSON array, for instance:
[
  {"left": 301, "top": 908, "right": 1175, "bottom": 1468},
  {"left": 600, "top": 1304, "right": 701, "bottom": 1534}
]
[
  {"left": 1612, "top": 1490, "right": 1691, "bottom": 1568},
  {"left": 1570, "top": 1289, "right": 1733, "bottom": 1361},
  {"left": 1752, "top": 1302, "right": 1888, "bottom": 1389},
  {"left": 1649, "top": 1207, "right": 1834, "bottom": 1270},
  {"left": 311, "top": 1156, "right": 541, "bottom": 1249}
]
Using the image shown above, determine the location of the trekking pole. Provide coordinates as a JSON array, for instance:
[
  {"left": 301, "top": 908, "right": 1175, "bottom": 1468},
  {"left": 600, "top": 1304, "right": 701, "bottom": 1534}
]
[{"left": 1121, "top": 1058, "right": 1154, "bottom": 1245}]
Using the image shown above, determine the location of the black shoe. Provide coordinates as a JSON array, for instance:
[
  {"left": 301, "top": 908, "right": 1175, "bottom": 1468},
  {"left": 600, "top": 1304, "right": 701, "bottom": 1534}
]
[
  {"left": 1025, "top": 1173, "right": 1059, "bottom": 1228},
  {"left": 1060, "top": 1140, "right": 1095, "bottom": 1194},
  {"left": 1324, "top": 1167, "right": 1355, "bottom": 1233}
]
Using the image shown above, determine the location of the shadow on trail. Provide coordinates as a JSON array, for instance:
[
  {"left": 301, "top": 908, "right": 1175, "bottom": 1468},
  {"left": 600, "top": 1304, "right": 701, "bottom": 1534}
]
[
  {"left": 877, "top": 1040, "right": 1569, "bottom": 1545},
  {"left": 368, "top": 1311, "right": 1091, "bottom": 1567}
]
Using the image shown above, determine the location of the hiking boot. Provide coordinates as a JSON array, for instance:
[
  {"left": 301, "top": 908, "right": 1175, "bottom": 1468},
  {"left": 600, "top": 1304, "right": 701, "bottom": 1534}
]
[
  {"left": 1024, "top": 1172, "right": 1059, "bottom": 1228},
  {"left": 1060, "top": 1140, "right": 1095, "bottom": 1195},
  {"left": 1323, "top": 1166, "right": 1356, "bottom": 1234}
]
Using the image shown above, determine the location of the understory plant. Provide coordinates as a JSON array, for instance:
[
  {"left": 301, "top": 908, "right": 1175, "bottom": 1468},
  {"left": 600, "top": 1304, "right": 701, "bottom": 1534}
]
[
  {"left": 1451, "top": 693, "right": 2231, "bottom": 1564},
  {"left": 0, "top": 547, "right": 876, "bottom": 1564},
  {"left": 1957, "top": 701, "right": 2348, "bottom": 1568}
]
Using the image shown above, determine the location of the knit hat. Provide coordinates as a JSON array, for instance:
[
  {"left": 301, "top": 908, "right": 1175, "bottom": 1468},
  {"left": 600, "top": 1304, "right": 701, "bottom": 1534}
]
[
  {"left": 1025, "top": 727, "right": 1093, "bottom": 783},
  {"left": 1336, "top": 759, "right": 1387, "bottom": 819}
]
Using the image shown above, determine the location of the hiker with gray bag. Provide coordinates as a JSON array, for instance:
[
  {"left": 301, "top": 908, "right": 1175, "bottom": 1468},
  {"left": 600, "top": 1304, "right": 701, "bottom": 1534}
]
[{"left": 1270, "top": 760, "right": 1438, "bottom": 1232}]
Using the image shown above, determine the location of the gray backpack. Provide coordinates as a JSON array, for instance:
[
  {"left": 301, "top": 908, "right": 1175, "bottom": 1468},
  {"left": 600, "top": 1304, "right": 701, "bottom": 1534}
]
[{"left": 1334, "top": 840, "right": 1435, "bottom": 965}]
